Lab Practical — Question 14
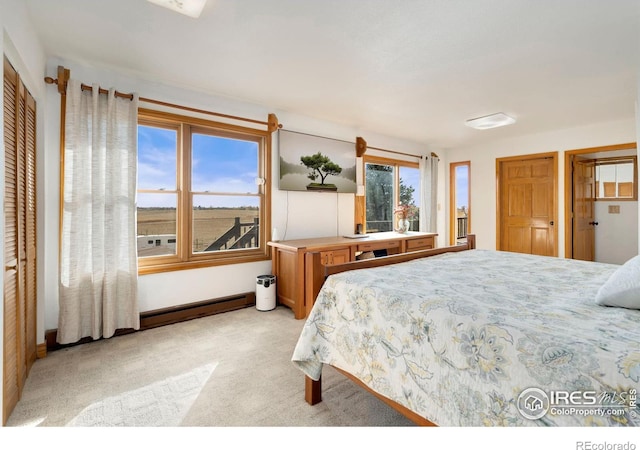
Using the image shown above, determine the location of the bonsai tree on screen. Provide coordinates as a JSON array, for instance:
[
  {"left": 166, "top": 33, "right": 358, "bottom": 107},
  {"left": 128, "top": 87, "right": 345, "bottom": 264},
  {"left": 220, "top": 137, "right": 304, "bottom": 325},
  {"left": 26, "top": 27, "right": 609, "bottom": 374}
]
[{"left": 300, "top": 152, "right": 342, "bottom": 191}]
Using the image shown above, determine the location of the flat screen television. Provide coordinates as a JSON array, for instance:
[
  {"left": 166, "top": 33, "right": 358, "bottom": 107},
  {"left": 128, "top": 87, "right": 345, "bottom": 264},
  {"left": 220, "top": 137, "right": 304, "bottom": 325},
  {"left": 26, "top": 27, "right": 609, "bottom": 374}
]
[{"left": 278, "top": 129, "right": 357, "bottom": 193}]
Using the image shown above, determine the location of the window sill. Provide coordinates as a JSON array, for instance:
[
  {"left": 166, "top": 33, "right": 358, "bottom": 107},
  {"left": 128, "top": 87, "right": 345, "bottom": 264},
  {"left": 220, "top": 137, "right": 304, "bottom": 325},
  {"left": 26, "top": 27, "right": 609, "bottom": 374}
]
[{"left": 138, "top": 252, "right": 271, "bottom": 275}]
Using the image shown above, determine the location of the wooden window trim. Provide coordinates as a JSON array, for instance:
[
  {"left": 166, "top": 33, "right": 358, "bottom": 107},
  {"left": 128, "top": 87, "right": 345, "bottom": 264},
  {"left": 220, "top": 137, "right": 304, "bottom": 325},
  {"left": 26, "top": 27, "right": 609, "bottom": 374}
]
[
  {"left": 359, "top": 155, "right": 419, "bottom": 234},
  {"left": 593, "top": 155, "right": 637, "bottom": 201},
  {"left": 137, "top": 109, "right": 271, "bottom": 275}
]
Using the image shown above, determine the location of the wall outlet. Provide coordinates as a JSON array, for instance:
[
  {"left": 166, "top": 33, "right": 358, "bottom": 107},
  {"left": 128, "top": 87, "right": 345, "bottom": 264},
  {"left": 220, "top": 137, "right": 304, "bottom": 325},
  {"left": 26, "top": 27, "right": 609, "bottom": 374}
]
[{"left": 608, "top": 205, "right": 620, "bottom": 214}]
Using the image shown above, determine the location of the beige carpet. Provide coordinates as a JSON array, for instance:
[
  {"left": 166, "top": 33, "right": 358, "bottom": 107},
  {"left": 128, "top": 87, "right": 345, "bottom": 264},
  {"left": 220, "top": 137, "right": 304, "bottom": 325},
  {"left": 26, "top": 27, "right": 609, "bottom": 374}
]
[
  {"left": 68, "top": 363, "right": 218, "bottom": 426},
  {"left": 6, "top": 306, "right": 414, "bottom": 427}
]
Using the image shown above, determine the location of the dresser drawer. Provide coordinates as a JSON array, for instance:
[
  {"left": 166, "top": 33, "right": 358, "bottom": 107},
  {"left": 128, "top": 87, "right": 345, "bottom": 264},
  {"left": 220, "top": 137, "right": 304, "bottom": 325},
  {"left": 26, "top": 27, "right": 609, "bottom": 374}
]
[
  {"left": 406, "top": 237, "right": 434, "bottom": 251},
  {"left": 319, "top": 247, "right": 351, "bottom": 265},
  {"left": 357, "top": 240, "right": 400, "bottom": 252}
]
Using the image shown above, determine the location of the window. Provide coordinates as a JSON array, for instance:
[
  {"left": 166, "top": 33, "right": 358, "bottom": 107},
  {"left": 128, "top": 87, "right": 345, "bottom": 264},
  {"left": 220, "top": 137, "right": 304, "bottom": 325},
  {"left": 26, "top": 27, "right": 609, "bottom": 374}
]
[
  {"left": 364, "top": 156, "right": 420, "bottom": 233},
  {"left": 449, "top": 161, "right": 471, "bottom": 245},
  {"left": 595, "top": 156, "right": 637, "bottom": 200},
  {"left": 137, "top": 109, "right": 270, "bottom": 274}
]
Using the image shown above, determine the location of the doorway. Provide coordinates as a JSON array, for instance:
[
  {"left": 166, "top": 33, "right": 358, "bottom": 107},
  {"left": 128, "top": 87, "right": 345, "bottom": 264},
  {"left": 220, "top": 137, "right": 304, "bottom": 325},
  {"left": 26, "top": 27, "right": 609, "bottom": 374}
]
[
  {"left": 449, "top": 161, "right": 470, "bottom": 245},
  {"left": 496, "top": 152, "right": 558, "bottom": 256},
  {"left": 564, "top": 142, "right": 637, "bottom": 263}
]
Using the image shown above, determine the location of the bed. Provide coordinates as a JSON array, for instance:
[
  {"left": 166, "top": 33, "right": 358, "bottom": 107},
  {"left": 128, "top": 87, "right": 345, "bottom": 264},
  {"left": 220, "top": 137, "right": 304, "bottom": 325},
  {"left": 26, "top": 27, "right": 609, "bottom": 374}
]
[{"left": 291, "top": 235, "right": 640, "bottom": 426}]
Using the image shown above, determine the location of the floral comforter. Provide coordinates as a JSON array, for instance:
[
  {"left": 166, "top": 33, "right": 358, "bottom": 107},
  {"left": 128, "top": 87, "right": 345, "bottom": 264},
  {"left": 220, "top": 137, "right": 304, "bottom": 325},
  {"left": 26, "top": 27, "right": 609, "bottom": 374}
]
[{"left": 291, "top": 249, "right": 640, "bottom": 426}]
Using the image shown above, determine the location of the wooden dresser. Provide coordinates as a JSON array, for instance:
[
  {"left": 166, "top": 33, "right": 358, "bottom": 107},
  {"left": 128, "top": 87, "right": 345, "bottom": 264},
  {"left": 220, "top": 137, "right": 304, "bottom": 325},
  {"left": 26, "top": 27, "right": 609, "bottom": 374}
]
[{"left": 268, "top": 231, "right": 437, "bottom": 319}]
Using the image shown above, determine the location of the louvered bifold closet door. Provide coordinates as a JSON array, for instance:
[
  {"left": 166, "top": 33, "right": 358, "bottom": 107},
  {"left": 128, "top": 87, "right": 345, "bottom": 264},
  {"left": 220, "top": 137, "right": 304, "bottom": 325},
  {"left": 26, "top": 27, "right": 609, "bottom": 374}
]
[
  {"left": 3, "top": 56, "right": 21, "bottom": 424},
  {"left": 3, "top": 55, "right": 37, "bottom": 425},
  {"left": 15, "top": 67, "right": 28, "bottom": 390},
  {"left": 24, "top": 89, "right": 37, "bottom": 370}
]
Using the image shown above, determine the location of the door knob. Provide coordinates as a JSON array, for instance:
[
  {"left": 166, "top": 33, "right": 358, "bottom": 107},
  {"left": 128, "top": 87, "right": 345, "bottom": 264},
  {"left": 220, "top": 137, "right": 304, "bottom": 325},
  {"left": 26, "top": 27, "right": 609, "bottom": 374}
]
[{"left": 589, "top": 221, "right": 599, "bottom": 226}]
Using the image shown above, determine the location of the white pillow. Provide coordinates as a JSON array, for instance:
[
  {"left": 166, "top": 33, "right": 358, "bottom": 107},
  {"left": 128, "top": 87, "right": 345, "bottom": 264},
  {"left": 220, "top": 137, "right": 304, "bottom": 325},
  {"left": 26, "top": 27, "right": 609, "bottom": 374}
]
[{"left": 595, "top": 255, "right": 640, "bottom": 309}]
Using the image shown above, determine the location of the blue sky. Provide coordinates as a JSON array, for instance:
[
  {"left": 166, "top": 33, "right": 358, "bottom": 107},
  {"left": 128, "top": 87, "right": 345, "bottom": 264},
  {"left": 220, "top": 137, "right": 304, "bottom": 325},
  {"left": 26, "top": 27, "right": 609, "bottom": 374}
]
[
  {"left": 399, "top": 166, "right": 420, "bottom": 206},
  {"left": 455, "top": 165, "right": 469, "bottom": 209},
  {"left": 137, "top": 125, "right": 177, "bottom": 192},
  {"left": 137, "top": 125, "right": 259, "bottom": 208}
]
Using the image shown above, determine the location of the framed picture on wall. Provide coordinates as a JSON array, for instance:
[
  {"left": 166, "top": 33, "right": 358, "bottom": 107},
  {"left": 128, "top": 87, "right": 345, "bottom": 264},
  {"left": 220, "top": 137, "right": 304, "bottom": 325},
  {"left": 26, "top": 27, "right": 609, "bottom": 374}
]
[{"left": 278, "top": 129, "right": 357, "bottom": 193}]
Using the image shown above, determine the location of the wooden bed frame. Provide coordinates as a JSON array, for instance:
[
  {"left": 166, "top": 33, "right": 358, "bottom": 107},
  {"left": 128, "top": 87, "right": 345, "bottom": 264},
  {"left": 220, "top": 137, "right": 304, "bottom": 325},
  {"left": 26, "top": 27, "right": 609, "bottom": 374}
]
[{"left": 302, "top": 234, "right": 477, "bottom": 426}]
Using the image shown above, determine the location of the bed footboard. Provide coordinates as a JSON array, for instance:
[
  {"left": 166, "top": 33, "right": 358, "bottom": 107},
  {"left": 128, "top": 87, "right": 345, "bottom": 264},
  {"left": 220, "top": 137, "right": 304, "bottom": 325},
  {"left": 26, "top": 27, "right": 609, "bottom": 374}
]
[
  {"left": 302, "top": 236, "right": 476, "bottom": 423},
  {"left": 304, "top": 234, "right": 476, "bottom": 316}
]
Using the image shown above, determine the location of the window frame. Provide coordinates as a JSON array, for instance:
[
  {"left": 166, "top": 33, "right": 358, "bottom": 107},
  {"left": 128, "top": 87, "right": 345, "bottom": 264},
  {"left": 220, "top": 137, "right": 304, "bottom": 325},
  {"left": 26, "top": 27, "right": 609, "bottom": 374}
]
[
  {"left": 361, "top": 155, "right": 420, "bottom": 234},
  {"left": 137, "top": 108, "right": 271, "bottom": 275},
  {"left": 594, "top": 155, "right": 638, "bottom": 201},
  {"left": 449, "top": 161, "right": 471, "bottom": 245}
]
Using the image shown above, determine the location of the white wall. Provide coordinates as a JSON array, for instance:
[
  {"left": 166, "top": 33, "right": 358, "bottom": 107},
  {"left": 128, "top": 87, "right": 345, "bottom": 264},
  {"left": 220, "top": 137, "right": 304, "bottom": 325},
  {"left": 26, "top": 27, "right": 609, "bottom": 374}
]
[
  {"left": 594, "top": 201, "right": 638, "bottom": 264},
  {"left": 446, "top": 118, "right": 637, "bottom": 254},
  {"left": 41, "top": 58, "right": 440, "bottom": 330}
]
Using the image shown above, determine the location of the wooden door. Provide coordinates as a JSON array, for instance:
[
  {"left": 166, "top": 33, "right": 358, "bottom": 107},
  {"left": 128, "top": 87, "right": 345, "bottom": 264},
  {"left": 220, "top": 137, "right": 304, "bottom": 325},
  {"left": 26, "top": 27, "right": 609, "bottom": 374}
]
[
  {"left": 572, "top": 157, "right": 596, "bottom": 261},
  {"left": 3, "top": 56, "right": 37, "bottom": 425},
  {"left": 498, "top": 154, "right": 556, "bottom": 256}
]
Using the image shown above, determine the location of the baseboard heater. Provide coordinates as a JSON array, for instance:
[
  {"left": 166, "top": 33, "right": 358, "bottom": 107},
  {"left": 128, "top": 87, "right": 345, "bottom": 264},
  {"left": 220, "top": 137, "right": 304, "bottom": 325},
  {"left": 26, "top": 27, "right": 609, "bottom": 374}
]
[
  {"left": 45, "top": 292, "right": 256, "bottom": 352},
  {"left": 140, "top": 291, "right": 255, "bottom": 329}
]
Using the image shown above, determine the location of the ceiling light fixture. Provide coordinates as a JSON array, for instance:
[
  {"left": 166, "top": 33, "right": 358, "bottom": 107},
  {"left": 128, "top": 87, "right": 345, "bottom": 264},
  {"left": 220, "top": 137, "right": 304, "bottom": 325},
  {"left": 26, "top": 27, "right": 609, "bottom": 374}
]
[
  {"left": 147, "top": 0, "right": 207, "bottom": 18},
  {"left": 465, "top": 112, "right": 516, "bottom": 130}
]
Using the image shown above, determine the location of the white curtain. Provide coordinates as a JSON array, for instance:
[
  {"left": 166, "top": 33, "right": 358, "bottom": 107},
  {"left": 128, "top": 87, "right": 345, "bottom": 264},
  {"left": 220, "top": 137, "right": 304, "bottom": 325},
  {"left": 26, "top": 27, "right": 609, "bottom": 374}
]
[
  {"left": 419, "top": 154, "right": 439, "bottom": 233},
  {"left": 58, "top": 79, "right": 140, "bottom": 344}
]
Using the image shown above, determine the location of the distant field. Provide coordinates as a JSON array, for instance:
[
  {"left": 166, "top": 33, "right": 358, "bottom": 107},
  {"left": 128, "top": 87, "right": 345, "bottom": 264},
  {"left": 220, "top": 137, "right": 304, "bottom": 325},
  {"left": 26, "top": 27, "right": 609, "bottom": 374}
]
[{"left": 138, "top": 208, "right": 259, "bottom": 251}]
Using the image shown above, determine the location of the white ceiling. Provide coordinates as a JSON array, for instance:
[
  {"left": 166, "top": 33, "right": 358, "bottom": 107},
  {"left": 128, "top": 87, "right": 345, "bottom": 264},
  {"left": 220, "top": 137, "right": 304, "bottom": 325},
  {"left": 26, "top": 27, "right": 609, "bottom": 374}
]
[{"left": 24, "top": 0, "right": 640, "bottom": 149}]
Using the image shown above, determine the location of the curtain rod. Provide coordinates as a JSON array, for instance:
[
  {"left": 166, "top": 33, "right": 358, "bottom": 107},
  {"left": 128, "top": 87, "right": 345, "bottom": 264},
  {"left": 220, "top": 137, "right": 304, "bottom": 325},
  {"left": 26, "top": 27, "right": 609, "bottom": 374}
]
[
  {"left": 280, "top": 128, "right": 355, "bottom": 145},
  {"left": 278, "top": 131, "right": 441, "bottom": 160},
  {"left": 44, "top": 66, "right": 282, "bottom": 132},
  {"left": 367, "top": 145, "right": 439, "bottom": 160}
]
